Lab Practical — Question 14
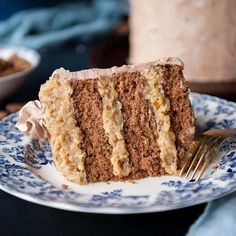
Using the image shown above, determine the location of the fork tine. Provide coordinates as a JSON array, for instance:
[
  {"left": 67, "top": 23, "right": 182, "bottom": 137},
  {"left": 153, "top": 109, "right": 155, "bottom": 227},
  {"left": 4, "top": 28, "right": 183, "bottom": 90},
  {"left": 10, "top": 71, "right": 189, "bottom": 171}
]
[
  {"left": 179, "top": 141, "right": 200, "bottom": 176},
  {"left": 189, "top": 136, "right": 219, "bottom": 180},
  {"left": 195, "top": 137, "right": 224, "bottom": 181},
  {"left": 184, "top": 136, "right": 209, "bottom": 178}
]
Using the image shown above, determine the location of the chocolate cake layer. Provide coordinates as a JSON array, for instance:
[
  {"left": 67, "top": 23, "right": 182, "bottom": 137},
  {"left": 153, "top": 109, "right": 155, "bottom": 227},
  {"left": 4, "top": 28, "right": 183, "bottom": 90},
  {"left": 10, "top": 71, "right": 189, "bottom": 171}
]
[
  {"left": 114, "top": 72, "right": 165, "bottom": 179},
  {"left": 160, "top": 65, "right": 195, "bottom": 168},
  {"left": 69, "top": 79, "right": 114, "bottom": 183}
]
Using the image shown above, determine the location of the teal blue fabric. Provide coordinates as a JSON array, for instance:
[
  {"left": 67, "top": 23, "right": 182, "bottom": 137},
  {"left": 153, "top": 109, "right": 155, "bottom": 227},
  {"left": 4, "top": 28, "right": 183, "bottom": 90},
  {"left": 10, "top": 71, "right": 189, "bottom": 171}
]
[
  {"left": 187, "top": 192, "right": 236, "bottom": 236},
  {"left": 0, "top": 0, "right": 128, "bottom": 49}
]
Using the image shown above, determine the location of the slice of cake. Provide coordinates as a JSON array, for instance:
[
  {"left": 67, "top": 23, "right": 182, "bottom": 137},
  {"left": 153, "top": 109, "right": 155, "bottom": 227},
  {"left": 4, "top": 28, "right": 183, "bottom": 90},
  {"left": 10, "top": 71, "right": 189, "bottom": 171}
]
[{"left": 17, "top": 57, "right": 195, "bottom": 185}]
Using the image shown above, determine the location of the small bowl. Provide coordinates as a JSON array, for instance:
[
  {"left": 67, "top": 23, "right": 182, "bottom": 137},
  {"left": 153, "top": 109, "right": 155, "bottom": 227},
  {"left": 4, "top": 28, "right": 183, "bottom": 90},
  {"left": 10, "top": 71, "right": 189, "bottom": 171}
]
[{"left": 0, "top": 44, "right": 41, "bottom": 102}]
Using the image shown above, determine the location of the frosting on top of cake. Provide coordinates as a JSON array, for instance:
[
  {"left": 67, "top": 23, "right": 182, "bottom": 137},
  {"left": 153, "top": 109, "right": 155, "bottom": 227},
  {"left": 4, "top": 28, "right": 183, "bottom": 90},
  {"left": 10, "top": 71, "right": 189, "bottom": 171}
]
[{"left": 52, "top": 57, "right": 184, "bottom": 80}]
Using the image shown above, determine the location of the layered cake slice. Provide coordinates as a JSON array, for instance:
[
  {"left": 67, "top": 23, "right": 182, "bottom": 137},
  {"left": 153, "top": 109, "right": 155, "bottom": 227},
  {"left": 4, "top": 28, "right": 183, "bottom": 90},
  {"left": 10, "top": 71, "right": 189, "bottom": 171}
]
[{"left": 17, "top": 57, "right": 195, "bottom": 185}]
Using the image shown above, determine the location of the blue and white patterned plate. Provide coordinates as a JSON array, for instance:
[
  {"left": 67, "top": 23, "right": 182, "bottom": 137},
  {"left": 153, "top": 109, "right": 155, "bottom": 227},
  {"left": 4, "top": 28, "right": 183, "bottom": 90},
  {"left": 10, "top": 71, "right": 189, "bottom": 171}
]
[{"left": 0, "top": 93, "right": 236, "bottom": 214}]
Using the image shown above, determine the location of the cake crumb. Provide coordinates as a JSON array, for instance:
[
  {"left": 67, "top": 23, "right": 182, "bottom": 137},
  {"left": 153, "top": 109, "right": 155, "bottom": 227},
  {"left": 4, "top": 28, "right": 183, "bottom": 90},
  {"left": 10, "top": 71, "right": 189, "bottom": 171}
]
[
  {"left": 61, "top": 184, "right": 68, "bottom": 189},
  {"left": 211, "top": 162, "right": 219, "bottom": 169}
]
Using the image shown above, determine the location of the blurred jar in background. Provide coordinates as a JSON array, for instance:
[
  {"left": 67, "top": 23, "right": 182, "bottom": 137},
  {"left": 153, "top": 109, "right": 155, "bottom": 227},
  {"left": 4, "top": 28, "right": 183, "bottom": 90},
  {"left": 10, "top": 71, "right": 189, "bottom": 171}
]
[{"left": 129, "top": 0, "right": 236, "bottom": 83}]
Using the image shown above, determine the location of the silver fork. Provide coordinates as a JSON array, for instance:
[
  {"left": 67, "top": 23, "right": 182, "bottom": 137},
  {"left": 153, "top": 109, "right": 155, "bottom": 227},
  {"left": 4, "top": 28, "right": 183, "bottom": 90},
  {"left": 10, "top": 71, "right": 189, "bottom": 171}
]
[{"left": 179, "top": 128, "right": 236, "bottom": 181}]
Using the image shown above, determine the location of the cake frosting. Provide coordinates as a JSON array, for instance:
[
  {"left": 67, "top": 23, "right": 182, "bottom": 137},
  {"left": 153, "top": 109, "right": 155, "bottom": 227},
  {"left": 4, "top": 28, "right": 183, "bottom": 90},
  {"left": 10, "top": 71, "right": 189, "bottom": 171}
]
[
  {"left": 52, "top": 57, "right": 184, "bottom": 80},
  {"left": 98, "top": 77, "right": 131, "bottom": 177},
  {"left": 130, "top": 0, "right": 236, "bottom": 83},
  {"left": 15, "top": 100, "right": 48, "bottom": 139}
]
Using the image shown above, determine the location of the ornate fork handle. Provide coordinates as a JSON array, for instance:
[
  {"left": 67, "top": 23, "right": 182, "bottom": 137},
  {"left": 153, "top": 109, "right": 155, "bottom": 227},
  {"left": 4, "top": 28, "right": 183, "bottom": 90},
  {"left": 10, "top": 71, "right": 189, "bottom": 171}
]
[{"left": 204, "top": 128, "right": 236, "bottom": 138}]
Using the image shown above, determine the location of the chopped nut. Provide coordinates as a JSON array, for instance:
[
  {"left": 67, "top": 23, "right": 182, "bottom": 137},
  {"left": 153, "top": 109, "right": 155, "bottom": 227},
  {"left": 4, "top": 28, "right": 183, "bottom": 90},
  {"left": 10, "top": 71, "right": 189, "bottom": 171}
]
[
  {"left": 6, "top": 103, "right": 25, "bottom": 113},
  {"left": 61, "top": 184, "right": 68, "bottom": 189},
  {"left": 211, "top": 162, "right": 219, "bottom": 169}
]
